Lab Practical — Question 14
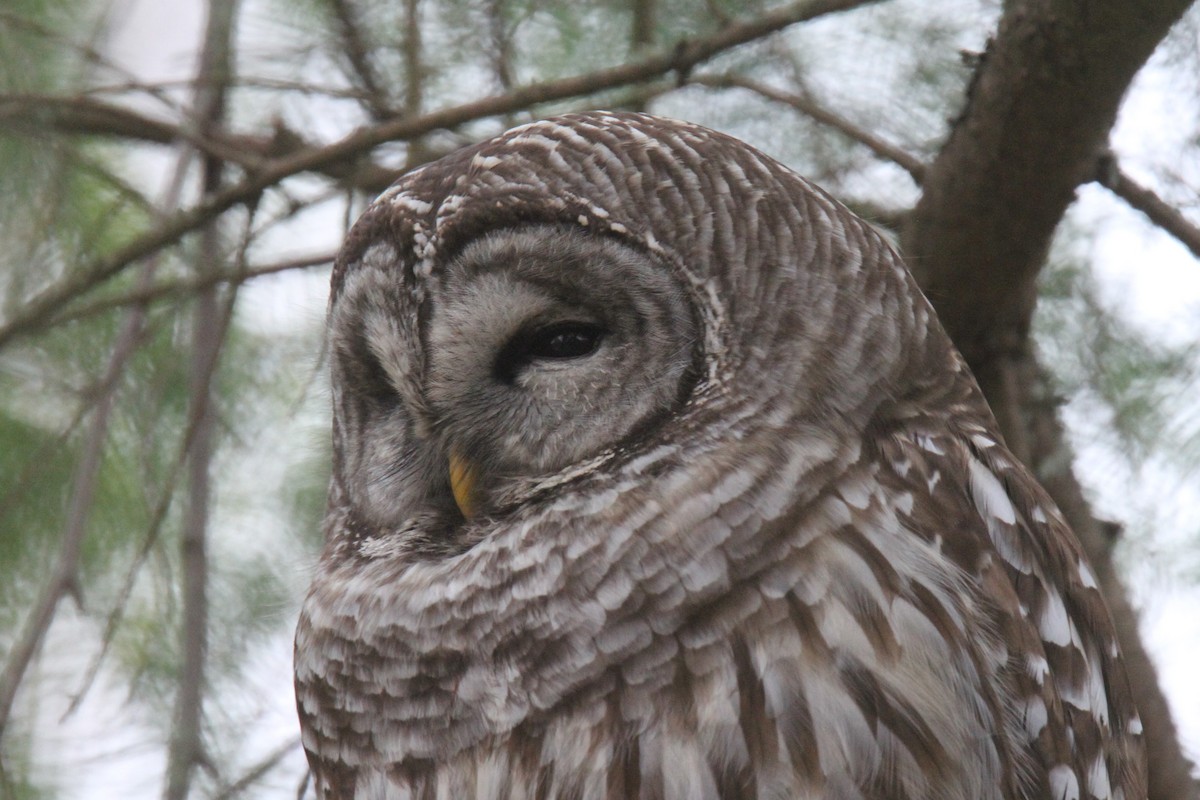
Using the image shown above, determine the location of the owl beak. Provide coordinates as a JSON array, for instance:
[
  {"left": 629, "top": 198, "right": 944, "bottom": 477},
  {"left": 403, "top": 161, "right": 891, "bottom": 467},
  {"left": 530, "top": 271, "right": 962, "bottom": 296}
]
[{"left": 448, "top": 449, "right": 479, "bottom": 519}]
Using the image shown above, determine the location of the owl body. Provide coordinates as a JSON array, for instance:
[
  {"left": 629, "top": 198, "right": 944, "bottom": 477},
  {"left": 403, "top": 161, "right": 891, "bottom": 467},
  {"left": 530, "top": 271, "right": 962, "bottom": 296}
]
[{"left": 295, "top": 113, "right": 1144, "bottom": 799}]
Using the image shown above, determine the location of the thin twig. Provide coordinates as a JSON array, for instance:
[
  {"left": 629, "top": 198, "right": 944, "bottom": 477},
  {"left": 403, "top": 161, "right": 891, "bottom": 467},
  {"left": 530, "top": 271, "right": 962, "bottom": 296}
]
[
  {"left": 0, "top": 94, "right": 267, "bottom": 170},
  {"left": 693, "top": 73, "right": 927, "bottom": 182},
  {"left": 1094, "top": 155, "right": 1200, "bottom": 261},
  {"left": 487, "top": 0, "right": 515, "bottom": 94},
  {"left": 62, "top": 397, "right": 191, "bottom": 718},
  {"left": 0, "top": 273, "right": 153, "bottom": 740},
  {"left": 48, "top": 254, "right": 333, "bottom": 327},
  {"left": 0, "top": 0, "right": 882, "bottom": 351},
  {"left": 212, "top": 737, "right": 303, "bottom": 800},
  {"left": 0, "top": 10, "right": 183, "bottom": 115},
  {"left": 329, "top": 0, "right": 394, "bottom": 120}
]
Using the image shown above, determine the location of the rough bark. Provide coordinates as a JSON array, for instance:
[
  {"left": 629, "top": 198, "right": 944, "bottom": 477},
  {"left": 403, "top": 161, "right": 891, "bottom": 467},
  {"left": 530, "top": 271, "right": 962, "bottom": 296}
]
[{"left": 900, "top": 1, "right": 1198, "bottom": 798}]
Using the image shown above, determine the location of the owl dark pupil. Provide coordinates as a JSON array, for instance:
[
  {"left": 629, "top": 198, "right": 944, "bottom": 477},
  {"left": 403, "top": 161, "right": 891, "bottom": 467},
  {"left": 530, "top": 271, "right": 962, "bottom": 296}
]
[
  {"left": 494, "top": 322, "right": 604, "bottom": 382},
  {"left": 527, "top": 323, "right": 603, "bottom": 359}
]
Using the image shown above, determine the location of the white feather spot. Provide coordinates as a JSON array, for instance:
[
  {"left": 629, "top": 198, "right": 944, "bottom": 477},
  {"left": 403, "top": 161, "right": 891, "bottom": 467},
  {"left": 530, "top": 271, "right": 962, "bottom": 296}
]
[
  {"left": 1026, "top": 653, "right": 1050, "bottom": 685},
  {"left": 839, "top": 478, "right": 872, "bottom": 510},
  {"left": 915, "top": 433, "right": 945, "bottom": 455},
  {"left": 1023, "top": 695, "right": 1049, "bottom": 739},
  {"left": 471, "top": 153, "right": 502, "bottom": 169},
  {"left": 968, "top": 458, "right": 1017, "bottom": 525},
  {"left": 1039, "top": 590, "right": 1072, "bottom": 647},
  {"left": 1087, "top": 755, "right": 1112, "bottom": 799},
  {"left": 387, "top": 192, "right": 434, "bottom": 215},
  {"left": 1085, "top": 648, "right": 1110, "bottom": 726},
  {"left": 1078, "top": 558, "right": 1099, "bottom": 590},
  {"left": 1049, "top": 765, "right": 1081, "bottom": 800},
  {"left": 1032, "top": 505, "right": 1048, "bottom": 524},
  {"left": 1129, "top": 715, "right": 1143, "bottom": 735}
]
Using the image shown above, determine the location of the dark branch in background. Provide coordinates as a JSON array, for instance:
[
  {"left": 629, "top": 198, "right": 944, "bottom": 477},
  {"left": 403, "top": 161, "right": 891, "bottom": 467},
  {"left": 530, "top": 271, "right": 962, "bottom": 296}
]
[
  {"left": 402, "top": 0, "right": 428, "bottom": 168},
  {"left": 624, "top": 0, "right": 657, "bottom": 113},
  {"left": 0, "top": 5, "right": 220, "bottom": 746},
  {"left": 631, "top": 0, "right": 656, "bottom": 51},
  {"left": 0, "top": 0, "right": 883, "bottom": 352},
  {"left": 692, "top": 74, "right": 926, "bottom": 182},
  {"left": 49, "top": 254, "right": 333, "bottom": 328},
  {"left": 899, "top": 1, "right": 1198, "bottom": 797},
  {"left": 329, "top": 0, "right": 394, "bottom": 120},
  {"left": 1095, "top": 155, "right": 1200, "bottom": 260},
  {"left": 0, "top": 10, "right": 186, "bottom": 117},
  {"left": 164, "top": 0, "right": 239, "bottom": 796},
  {"left": 487, "top": 0, "right": 515, "bottom": 94}
]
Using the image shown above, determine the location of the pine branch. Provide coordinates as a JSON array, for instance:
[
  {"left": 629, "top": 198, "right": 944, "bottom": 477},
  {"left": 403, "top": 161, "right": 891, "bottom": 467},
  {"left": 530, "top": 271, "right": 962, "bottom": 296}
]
[
  {"left": 0, "top": 277, "right": 153, "bottom": 740},
  {"left": 1095, "top": 155, "right": 1200, "bottom": 260},
  {"left": 0, "top": 0, "right": 883, "bottom": 351}
]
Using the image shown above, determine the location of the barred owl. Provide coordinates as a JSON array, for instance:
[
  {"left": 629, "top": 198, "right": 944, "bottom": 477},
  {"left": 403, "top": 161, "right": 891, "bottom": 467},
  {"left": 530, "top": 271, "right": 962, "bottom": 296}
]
[{"left": 294, "top": 112, "right": 1144, "bottom": 800}]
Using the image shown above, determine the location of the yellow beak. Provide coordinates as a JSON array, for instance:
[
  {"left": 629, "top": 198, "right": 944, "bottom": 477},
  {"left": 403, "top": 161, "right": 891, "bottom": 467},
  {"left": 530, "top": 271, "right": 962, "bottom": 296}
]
[{"left": 448, "top": 450, "right": 479, "bottom": 519}]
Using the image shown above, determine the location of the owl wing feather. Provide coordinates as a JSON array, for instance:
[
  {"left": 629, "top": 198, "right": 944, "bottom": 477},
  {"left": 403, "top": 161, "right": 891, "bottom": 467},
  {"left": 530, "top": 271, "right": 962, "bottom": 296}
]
[{"left": 301, "top": 417, "right": 1141, "bottom": 800}]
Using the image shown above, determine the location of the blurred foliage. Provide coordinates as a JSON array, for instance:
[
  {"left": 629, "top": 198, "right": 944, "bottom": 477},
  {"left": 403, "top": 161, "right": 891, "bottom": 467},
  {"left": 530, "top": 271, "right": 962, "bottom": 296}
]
[{"left": 1037, "top": 225, "right": 1200, "bottom": 466}]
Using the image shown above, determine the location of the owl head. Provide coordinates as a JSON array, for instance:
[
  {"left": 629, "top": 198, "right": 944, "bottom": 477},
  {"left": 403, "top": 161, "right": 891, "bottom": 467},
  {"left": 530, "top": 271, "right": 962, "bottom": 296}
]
[{"left": 325, "top": 111, "right": 947, "bottom": 544}]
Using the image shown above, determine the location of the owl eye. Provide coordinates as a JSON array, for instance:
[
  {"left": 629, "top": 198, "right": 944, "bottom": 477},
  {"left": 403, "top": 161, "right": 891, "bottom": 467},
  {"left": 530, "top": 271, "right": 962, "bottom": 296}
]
[
  {"left": 525, "top": 322, "right": 605, "bottom": 359},
  {"left": 494, "top": 321, "right": 606, "bottom": 382}
]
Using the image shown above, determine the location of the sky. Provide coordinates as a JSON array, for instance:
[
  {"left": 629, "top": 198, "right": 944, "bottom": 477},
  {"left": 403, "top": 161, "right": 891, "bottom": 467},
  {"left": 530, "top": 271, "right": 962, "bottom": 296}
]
[{"left": 20, "top": 0, "right": 1200, "bottom": 795}]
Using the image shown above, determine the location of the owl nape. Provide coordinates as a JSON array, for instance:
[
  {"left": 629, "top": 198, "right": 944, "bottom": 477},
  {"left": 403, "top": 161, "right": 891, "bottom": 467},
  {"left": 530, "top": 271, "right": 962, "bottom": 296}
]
[{"left": 295, "top": 112, "right": 1144, "bottom": 800}]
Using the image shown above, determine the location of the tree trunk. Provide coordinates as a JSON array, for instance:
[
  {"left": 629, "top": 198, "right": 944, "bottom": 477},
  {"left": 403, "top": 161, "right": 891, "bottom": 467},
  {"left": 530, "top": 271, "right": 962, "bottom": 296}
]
[{"left": 901, "top": 1, "right": 1198, "bottom": 797}]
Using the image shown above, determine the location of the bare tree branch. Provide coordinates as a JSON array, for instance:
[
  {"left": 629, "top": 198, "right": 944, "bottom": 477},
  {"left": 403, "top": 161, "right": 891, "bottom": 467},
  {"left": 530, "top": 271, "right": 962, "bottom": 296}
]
[
  {"left": 487, "top": 0, "right": 515, "bottom": 94},
  {"left": 63, "top": 408, "right": 191, "bottom": 718},
  {"left": 165, "top": 1, "right": 240, "bottom": 796},
  {"left": 0, "top": 0, "right": 882, "bottom": 352},
  {"left": 402, "top": 0, "right": 428, "bottom": 168},
  {"left": 624, "top": 0, "right": 658, "bottom": 113},
  {"left": 692, "top": 74, "right": 926, "bottom": 181},
  {"left": 212, "top": 737, "right": 303, "bottom": 800},
  {"left": 902, "top": 0, "right": 1193, "bottom": 367},
  {"left": 48, "top": 253, "right": 333, "bottom": 327},
  {"left": 329, "top": 0, "right": 394, "bottom": 120},
  {"left": 1095, "top": 155, "right": 1200, "bottom": 260},
  {"left": 631, "top": 0, "right": 656, "bottom": 51}
]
